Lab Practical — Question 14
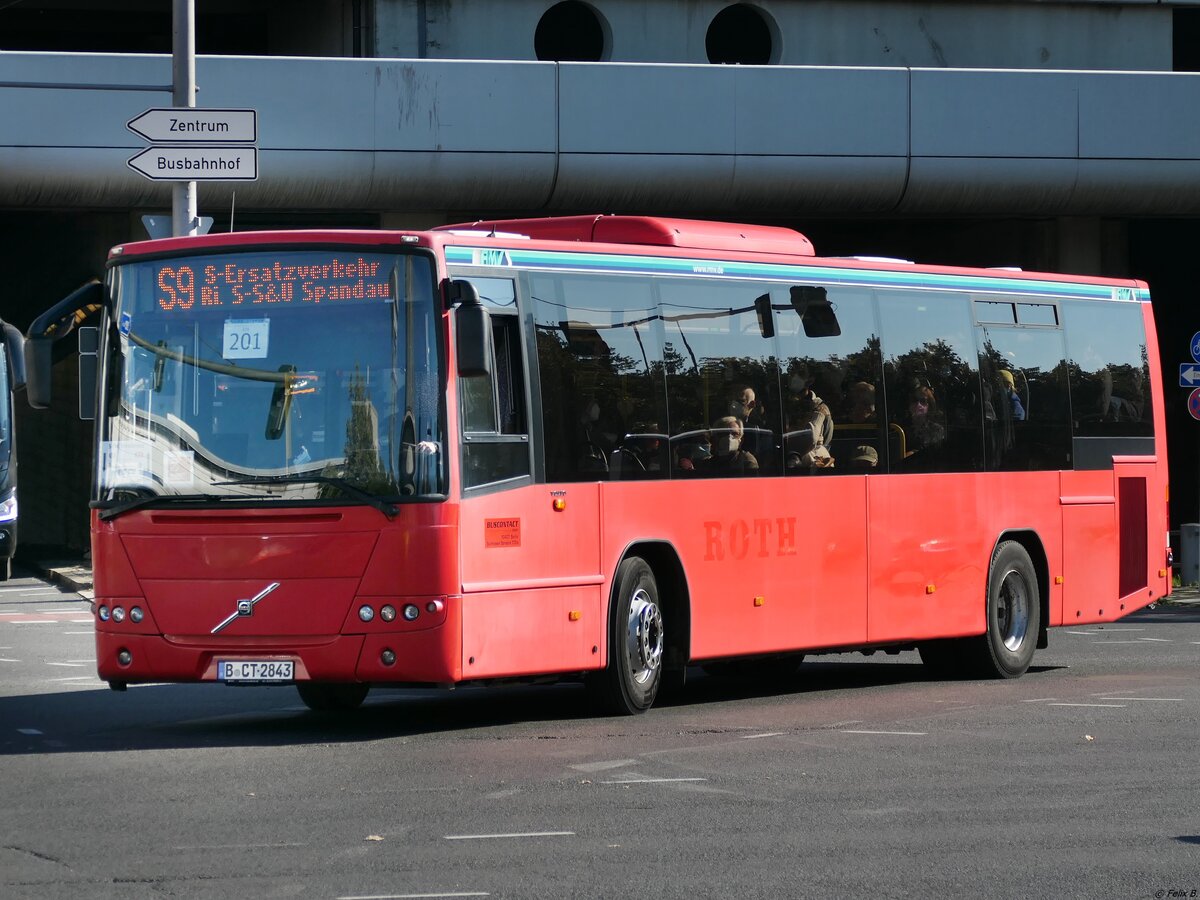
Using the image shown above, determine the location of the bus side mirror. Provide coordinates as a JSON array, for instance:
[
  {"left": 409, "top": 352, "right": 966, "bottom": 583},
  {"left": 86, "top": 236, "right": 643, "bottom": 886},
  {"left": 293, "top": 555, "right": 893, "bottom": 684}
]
[
  {"left": 790, "top": 285, "right": 841, "bottom": 338},
  {"left": 451, "top": 281, "right": 493, "bottom": 378},
  {"left": 24, "top": 279, "right": 105, "bottom": 410},
  {"left": 23, "top": 336, "right": 53, "bottom": 409},
  {"left": 2, "top": 324, "right": 24, "bottom": 391},
  {"left": 754, "top": 294, "right": 775, "bottom": 339}
]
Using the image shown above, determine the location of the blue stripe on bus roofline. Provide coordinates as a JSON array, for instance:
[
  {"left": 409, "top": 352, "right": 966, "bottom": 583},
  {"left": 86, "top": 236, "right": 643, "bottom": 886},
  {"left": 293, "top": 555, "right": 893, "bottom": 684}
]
[{"left": 444, "top": 245, "right": 1145, "bottom": 302}]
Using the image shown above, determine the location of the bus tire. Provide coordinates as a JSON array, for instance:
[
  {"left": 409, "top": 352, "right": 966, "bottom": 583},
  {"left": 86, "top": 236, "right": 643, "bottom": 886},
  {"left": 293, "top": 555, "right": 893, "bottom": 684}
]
[
  {"left": 588, "top": 556, "right": 663, "bottom": 715},
  {"left": 973, "top": 540, "right": 1040, "bottom": 678},
  {"left": 296, "top": 682, "right": 370, "bottom": 712}
]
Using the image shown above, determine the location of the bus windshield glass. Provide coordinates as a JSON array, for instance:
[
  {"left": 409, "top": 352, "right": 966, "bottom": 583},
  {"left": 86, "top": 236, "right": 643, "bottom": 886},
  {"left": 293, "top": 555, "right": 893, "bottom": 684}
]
[{"left": 101, "top": 248, "right": 443, "bottom": 505}]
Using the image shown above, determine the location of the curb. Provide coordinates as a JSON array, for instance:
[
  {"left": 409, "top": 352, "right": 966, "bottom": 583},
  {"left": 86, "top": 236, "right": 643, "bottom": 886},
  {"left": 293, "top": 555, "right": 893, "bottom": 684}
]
[{"left": 30, "top": 561, "right": 94, "bottom": 598}]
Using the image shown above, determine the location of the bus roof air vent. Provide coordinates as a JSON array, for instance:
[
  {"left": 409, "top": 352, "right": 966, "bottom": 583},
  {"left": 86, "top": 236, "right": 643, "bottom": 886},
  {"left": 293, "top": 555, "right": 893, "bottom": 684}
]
[{"left": 436, "top": 215, "right": 815, "bottom": 257}]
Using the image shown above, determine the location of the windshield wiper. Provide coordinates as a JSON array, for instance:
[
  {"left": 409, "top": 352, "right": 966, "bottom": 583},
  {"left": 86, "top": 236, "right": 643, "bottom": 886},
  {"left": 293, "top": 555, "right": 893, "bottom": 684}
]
[
  {"left": 215, "top": 475, "right": 400, "bottom": 519},
  {"left": 93, "top": 492, "right": 261, "bottom": 522}
]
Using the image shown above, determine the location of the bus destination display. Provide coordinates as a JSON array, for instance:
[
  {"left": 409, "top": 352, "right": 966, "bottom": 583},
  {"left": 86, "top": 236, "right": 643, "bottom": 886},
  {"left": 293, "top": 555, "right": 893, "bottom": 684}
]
[{"left": 154, "top": 254, "right": 394, "bottom": 311}]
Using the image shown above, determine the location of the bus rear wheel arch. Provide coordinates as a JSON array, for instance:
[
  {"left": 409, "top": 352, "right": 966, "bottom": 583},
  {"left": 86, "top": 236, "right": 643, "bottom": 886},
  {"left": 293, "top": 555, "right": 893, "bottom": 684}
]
[{"left": 920, "top": 536, "right": 1044, "bottom": 679}]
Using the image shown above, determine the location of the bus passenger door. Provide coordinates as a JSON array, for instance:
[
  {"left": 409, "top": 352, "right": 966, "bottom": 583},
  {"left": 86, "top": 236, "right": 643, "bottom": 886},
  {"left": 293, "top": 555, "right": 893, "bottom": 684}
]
[{"left": 453, "top": 274, "right": 605, "bottom": 679}]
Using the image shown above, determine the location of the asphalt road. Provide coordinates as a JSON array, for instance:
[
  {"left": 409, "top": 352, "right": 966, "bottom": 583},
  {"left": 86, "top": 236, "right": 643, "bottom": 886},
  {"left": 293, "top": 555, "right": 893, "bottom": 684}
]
[{"left": 2, "top": 565, "right": 1199, "bottom": 900}]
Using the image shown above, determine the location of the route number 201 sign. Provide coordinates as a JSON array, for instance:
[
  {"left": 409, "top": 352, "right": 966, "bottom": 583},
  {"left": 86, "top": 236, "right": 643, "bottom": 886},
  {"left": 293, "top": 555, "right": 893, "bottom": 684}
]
[{"left": 223, "top": 318, "right": 270, "bottom": 359}]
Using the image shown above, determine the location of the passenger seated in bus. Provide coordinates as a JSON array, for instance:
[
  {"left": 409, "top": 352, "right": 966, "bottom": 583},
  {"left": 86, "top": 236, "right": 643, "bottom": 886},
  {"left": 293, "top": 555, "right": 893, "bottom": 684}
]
[
  {"left": 609, "top": 426, "right": 667, "bottom": 478},
  {"left": 699, "top": 416, "right": 759, "bottom": 476},
  {"left": 783, "top": 373, "right": 834, "bottom": 471},
  {"left": 575, "top": 397, "right": 611, "bottom": 473},
  {"left": 848, "top": 444, "right": 878, "bottom": 471},
  {"left": 844, "top": 381, "right": 876, "bottom": 425},
  {"left": 724, "top": 383, "right": 773, "bottom": 461},
  {"left": 999, "top": 370, "right": 1026, "bottom": 421},
  {"left": 901, "top": 384, "right": 946, "bottom": 456}
]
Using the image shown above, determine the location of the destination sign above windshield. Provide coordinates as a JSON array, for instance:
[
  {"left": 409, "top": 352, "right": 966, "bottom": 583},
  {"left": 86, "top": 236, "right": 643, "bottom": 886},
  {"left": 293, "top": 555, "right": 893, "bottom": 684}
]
[{"left": 151, "top": 254, "right": 395, "bottom": 311}]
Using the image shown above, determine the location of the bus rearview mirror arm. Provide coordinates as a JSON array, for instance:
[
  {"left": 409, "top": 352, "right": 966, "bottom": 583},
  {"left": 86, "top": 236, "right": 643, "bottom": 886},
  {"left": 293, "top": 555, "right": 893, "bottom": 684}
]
[{"left": 24, "top": 279, "right": 104, "bottom": 409}]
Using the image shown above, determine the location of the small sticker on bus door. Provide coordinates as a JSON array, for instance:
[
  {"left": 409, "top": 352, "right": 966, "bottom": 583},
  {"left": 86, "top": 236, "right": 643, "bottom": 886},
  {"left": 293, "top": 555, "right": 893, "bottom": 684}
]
[{"left": 484, "top": 518, "right": 521, "bottom": 548}]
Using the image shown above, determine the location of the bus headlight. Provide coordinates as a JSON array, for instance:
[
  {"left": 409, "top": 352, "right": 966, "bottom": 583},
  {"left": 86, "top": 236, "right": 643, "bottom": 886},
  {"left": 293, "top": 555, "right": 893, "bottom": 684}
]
[
  {"left": 358, "top": 605, "right": 375, "bottom": 622},
  {"left": 0, "top": 491, "right": 16, "bottom": 523}
]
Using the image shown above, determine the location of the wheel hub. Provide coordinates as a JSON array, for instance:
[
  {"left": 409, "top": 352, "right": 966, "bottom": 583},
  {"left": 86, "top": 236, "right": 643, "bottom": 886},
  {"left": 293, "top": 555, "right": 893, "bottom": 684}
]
[{"left": 626, "top": 588, "right": 664, "bottom": 685}]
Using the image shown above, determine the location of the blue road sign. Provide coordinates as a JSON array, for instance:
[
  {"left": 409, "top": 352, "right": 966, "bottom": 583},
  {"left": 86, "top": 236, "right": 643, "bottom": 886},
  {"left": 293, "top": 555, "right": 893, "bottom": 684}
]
[
  {"left": 1182, "top": 364, "right": 1200, "bottom": 387},
  {"left": 1191, "top": 331, "right": 1200, "bottom": 362}
]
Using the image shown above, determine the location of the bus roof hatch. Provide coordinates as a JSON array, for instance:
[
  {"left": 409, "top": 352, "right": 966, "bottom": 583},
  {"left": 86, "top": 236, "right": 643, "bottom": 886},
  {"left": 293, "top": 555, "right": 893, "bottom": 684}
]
[{"left": 437, "top": 215, "right": 815, "bottom": 257}]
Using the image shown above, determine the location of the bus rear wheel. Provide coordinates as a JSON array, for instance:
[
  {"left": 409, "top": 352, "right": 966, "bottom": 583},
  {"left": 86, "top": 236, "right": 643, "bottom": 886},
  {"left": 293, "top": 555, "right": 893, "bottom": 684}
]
[
  {"left": 920, "top": 541, "right": 1040, "bottom": 679},
  {"left": 296, "top": 682, "right": 370, "bottom": 712},
  {"left": 588, "top": 556, "right": 663, "bottom": 715},
  {"left": 976, "top": 541, "right": 1040, "bottom": 678}
]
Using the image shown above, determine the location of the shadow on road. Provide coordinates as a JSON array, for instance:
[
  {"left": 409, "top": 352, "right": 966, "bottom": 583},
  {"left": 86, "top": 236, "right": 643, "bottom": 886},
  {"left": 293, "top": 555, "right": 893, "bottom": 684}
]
[{"left": 0, "top": 652, "right": 1071, "bottom": 756}]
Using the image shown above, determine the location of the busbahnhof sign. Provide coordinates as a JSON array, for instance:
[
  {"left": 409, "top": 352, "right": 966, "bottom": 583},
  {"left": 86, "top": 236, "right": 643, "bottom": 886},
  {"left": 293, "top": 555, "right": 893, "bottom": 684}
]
[{"left": 126, "top": 107, "right": 258, "bottom": 182}]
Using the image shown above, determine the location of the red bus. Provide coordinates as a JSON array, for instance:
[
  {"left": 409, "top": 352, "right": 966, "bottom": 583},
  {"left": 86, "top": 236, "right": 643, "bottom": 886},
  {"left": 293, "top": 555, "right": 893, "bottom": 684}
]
[{"left": 26, "top": 215, "right": 1170, "bottom": 713}]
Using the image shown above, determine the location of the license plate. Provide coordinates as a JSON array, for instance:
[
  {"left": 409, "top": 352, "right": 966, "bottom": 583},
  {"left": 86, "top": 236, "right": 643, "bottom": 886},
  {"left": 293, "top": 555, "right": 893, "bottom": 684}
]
[{"left": 218, "top": 660, "right": 294, "bottom": 683}]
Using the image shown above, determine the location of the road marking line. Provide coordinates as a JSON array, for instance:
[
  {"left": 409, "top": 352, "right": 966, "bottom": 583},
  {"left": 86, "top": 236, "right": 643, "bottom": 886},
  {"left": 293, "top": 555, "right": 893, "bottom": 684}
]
[
  {"left": 1048, "top": 702, "right": 1126, "bottom": 708},
  {"left": 0, "top": 657, "right": 19, "bottom": 662},
  {"left": 69, "top": 619, "right": 93, "bottom": 624},
  {"left": 46, "top": 662, "right": 87, "bottom": 667},
  {"left": 444, "top": 831, "right": 574, "bottom": 840},
  {"left": 173, "top": 842, "right": 307, "bottom": 850},
  {"left": 1138, "top": 638, "right": 1173, "bottom": 642},
  {"left": 1021, "top": 698, "right": 1058, "bottom": 702},
  {"left": 38, "top": 608, "right": 87, "bottom": 614},
  {"left": 741, "top": 732, "right": 785, "bottom": 739},
  {"left": 6, "top": 621, "right": 49, "bottom": 625},
  {"left": 338, "top": 893, "right": 490, "bottom": 899},
  {"left": 1096, "top": 696, "right": 1184, "bottom": 702},
  {"left": 841, "top": 730, "right": 927, "bottom": 735},
  {"left": 601, "top": 777, "right": 707, "bottom": 784},
  {"left": 17, "top": 728, "right": 42, "bottom": 735},
  {"left": 47, "top": 676, "right": 96, "bottom": 682},
  {"left": 1088, "top": 640, "right": 1148, "bottom": 644},
  {"left": 570, "top": 759, "right": 638, "bottom": 772}
]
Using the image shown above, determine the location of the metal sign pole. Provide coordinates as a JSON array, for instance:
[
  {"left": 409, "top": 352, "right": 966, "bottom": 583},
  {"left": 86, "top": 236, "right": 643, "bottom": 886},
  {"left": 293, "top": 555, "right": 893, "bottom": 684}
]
[{"left": 172, "top": 0, "right": 197, "bottom": 237}]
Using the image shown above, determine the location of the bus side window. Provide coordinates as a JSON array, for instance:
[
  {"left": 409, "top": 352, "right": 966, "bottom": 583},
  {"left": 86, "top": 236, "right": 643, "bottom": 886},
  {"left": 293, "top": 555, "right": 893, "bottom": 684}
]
[
  {"left": 879, "top": 289, "right": 983, "bottom": 473},
  {"left": 459, "top": 278, "right": 531, "bottom": 490}
]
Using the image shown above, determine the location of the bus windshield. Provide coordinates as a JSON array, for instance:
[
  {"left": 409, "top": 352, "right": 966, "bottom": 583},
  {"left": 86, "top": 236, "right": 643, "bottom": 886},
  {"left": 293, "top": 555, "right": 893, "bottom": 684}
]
[{"left": 100, "top": 248, "right": 444, "bottom": 506}]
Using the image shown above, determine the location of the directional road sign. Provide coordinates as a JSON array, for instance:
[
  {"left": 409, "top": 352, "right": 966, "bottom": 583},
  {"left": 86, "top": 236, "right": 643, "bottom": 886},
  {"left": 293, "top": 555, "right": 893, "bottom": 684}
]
[
  {"left": 127, "top": 146, "right": 258, "bottom": 182},
  {"left": 127, "top": 108, "right": 257, "bottom": 143},
  {"left": 1181, "top": 364, "right": 1200, "bottom": 388}
]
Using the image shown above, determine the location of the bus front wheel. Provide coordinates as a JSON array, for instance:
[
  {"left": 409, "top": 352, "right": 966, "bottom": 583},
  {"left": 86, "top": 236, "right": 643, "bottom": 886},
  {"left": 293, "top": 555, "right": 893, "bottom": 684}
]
[
  {"left": 296, "top": 682, "right": 370, "bottom": 712},
  {"left": 588, "top": 556, "right": 663, "bottom": 715}
]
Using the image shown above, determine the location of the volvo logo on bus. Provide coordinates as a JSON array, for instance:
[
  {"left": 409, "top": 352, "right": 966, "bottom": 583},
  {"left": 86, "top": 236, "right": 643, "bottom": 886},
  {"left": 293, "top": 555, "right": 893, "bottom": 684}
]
[{"left": 211, "top": 582, "right": 281, "bottom": 634}]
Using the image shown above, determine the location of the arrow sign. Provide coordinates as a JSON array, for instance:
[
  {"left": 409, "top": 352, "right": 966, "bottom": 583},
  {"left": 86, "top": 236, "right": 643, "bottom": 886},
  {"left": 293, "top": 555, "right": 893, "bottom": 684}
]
[
  {"left": 1182, "top": 364, "right": 1200, "bottom": 388},
  {"left": 127, "top": 108, "right": 257, "bottom": 143},
  {"left": 127, "top": 146, "right": 258, "bottom": 182}
]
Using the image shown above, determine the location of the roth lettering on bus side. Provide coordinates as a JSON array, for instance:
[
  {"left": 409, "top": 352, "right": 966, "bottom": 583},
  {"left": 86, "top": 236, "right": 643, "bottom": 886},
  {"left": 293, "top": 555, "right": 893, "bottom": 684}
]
[{"left": 703, "top": 518, "right": 797, "bottom": 561}]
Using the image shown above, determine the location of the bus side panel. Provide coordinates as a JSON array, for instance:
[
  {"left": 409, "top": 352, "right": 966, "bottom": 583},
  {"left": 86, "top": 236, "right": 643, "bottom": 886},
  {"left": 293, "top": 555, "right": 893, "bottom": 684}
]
[
  {"left": 866, "top": 474, "right": 988, "bottom": 643},
  {"left": 1060, "top": 469, "right": 1119, "bottom": 623},
  {"left": 459, "top": 483, "right": 604, "bottom": 678},
  {"left": 614, "top": 477, "right": 868, "bottom": 661},
  {"left": 866, "top": 471, "right": 1064, "bottom": 643}
]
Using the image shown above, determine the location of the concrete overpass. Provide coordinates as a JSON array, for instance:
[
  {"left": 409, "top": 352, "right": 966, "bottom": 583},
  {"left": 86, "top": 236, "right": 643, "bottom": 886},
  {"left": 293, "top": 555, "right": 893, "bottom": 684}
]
[{"left": 4, "top": 51, "right": 1200, "bottom": 218}]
